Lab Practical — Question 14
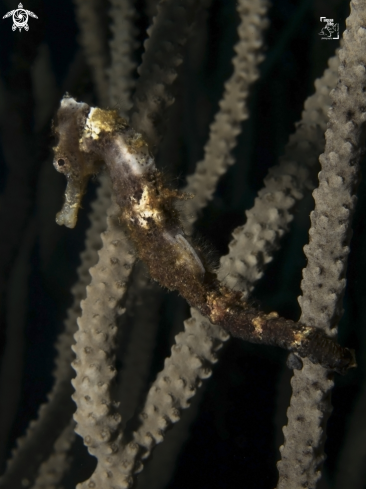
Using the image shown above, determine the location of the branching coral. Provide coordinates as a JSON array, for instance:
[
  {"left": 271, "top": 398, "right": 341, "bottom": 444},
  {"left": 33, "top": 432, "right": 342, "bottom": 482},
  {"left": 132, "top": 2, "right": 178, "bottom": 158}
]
[{"left": 0, "top": 0, "right": 366, "bottom": 488}]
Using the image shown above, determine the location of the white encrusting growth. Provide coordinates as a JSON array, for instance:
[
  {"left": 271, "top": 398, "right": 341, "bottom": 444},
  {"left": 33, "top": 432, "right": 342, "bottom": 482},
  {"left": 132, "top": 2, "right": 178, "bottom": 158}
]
[
  {"left": 60, "top": 96, "right": 88, "bottom": 113},
  {"left": 82, "top": 107, "right": 101, "bottom": 139},
  {"left": 163, "top": 231, "right": 205, "bottom": 278},
  {"left": 82, "top": 106, "right": 155, "bottom": 175},
  {"left": 131, "top": 186, "right": 162, "bottom": 227},
  {"left": 175, "top": 234, "right": 205, "bottom": 277},
  {"left": 114, "top": 137, "right": 155, "bottom": 175}
]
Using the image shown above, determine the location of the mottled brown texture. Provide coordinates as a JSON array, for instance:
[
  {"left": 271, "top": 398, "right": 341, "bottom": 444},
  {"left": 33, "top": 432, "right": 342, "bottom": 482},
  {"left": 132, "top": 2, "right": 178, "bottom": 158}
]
[
  {"left": 52, "top": 97, "right": 102, "bottom": 227},
  {"left": 54, "top": 98, "right": 355, "bottom": 384},
  {"left": 92, "top": 124, "right": 354, "bottom": 373}
]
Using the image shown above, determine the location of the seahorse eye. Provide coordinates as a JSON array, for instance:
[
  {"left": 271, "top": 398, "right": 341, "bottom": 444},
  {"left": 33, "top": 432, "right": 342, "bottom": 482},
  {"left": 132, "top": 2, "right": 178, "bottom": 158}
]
[{"left": 58, "top": 158, "right": 66, "bottom": 166}]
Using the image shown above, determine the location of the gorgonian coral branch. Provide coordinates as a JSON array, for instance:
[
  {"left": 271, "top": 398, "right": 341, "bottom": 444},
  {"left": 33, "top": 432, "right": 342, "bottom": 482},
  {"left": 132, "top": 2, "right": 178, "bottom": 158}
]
[
  {"left": 183, "top": 0, "right": 269, "bottom": 232},
  {"left": 130, "top": 0, "right": 205, "bottom": 151},
  {"left": 277, "top": 1, "right": 366, "bottom": 487}
]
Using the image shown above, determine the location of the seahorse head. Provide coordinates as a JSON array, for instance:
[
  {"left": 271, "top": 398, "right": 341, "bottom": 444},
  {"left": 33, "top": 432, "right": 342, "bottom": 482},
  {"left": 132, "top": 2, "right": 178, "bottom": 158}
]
[
  {"left": 53, "top": 95, "right": 155, "bottom": 228},
  {"left": 52, "top": 95, "right": 102, "bottom": 228}
]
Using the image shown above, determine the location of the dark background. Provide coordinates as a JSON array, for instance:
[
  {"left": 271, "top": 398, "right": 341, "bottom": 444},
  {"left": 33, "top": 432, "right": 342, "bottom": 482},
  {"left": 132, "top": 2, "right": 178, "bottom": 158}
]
[{"left": 0, "top": 0, "right": 364, "bottom": 488}]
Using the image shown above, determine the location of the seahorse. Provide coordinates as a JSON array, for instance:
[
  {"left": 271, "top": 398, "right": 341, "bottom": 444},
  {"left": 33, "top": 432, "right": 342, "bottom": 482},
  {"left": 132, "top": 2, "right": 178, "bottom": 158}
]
[{"left": 53, "top": 95, "right": 356, "bottom": 374}]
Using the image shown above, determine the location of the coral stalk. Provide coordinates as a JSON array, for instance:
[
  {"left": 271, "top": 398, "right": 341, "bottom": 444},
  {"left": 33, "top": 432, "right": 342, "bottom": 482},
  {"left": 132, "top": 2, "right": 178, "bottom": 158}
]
[{"left": 277, "top": 1, "right": 366, "bottom": 487}]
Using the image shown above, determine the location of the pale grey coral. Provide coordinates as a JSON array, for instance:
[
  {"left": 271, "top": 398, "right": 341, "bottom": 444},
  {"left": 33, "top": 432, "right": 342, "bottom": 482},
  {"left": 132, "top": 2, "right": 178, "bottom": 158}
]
[
  {"left": 278, "top": 2, "right": 366, "bottom": 487},
  {"left": 0, "top": 1, "right": 365, "bottom": 489}
]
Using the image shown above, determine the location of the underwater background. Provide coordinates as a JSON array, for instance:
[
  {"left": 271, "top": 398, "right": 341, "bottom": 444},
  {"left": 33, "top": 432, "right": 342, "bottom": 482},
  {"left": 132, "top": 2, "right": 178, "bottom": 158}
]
[{"left": 0, "top": 0, "right": 364, "bottom": 487}]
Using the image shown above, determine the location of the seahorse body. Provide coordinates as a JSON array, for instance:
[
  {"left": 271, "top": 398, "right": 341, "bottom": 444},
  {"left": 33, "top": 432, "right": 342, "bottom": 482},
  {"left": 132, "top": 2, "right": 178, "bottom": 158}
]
[{"left": 53, "top": 96, "right": 356, "bottom": 374}]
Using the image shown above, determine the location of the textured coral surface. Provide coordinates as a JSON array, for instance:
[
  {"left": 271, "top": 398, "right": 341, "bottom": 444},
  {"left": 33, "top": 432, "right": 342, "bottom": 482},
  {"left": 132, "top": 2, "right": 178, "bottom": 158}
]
[{"left": 0, "top": 1, "right": 365, "bottom": 489}]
